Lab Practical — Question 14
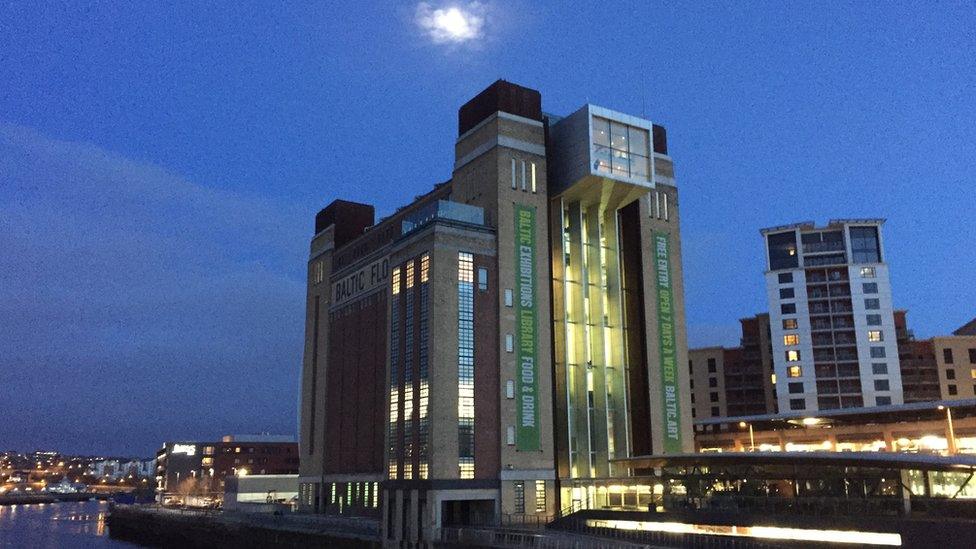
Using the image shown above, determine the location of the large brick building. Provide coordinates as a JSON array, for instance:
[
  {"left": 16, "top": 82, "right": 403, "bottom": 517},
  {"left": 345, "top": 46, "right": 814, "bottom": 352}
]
[{"left": 297, "top": 81, "right": 694, "bottom": 544}]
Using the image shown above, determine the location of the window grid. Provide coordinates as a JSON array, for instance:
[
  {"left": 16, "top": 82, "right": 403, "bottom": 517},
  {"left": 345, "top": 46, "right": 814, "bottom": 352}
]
[
  {"left": 535, "top": 480, "right": 546, "bottom": 513},
  {"left": 403, "top": 260, "right": 415, "bottom": 481},
  {"left": 514, "top": 481, "right": 525, "bottom": 514},
  {"left": 458, "top": 252, "right": 475, "bottom": 479},
  {"left": 418, "top": 254, "right": 430, "bottom": 479},
  {"left": 592, "top": 116, "right": 650, "bottom": 181},
  {"left": 387, "top": 268, "right": 401, "bottom": 480}
]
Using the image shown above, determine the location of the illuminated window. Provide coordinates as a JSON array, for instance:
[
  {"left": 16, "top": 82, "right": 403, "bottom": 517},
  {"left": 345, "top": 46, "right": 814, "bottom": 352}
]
[
  {"left": 418, "top": 256, "right": 430, "bottom": 476},
  {"left": 786, "top": 350, "right": 801, "bottom": 362},
  {"left": 389, "top": 264, "right": 403, "bottom": 480},
  {"left": 771, "top": 373, "right": 777, "bottom": 384},
  {"left": 783, "top": 319, "right": 798, "bottom": 330},
  {"left": 406, "top": 261, "right": 415, "bottom": 289},
  {"left": 868, "top": 330, "right": 883, "bottom": 342},
  {"left": 535, "top": 480, "right": 546, "bottom": 513},
  {"left": 504, "top": 289, "right": 513, "bottom": 307},
  {"left": 783, "top": 334, "right": 799, "bottom": 346},
  {"left": 970, "top": 368, "right": 976, "bottom": 380},
  {"left": 514, "top": 481, "right": 525, "bottom": 514},
  {"left": 788, "top": 365, "right": 802, "bottom": 378},
  {"left": 458, "top": 252, "right": 475, "bottom": 478},
  {"left": 860, "top": 266, "right": 876, "bottom": 278},
  {"left": 420, "top": 254, "right": 429, "bottom": 283},
  {"left": 530, "top": 162, "right": 537, "bottom": 193}
]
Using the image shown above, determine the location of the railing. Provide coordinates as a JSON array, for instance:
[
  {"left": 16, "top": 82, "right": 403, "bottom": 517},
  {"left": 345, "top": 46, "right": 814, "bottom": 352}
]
[
  {"left": 803, "top": 241, "right": 846, "bottom": 253},
  {"left": 439, "top": 526, "right": 656, "bottom": 549},
  {"left": 661, "top": 494, "right": 904, "bottom": 518}
]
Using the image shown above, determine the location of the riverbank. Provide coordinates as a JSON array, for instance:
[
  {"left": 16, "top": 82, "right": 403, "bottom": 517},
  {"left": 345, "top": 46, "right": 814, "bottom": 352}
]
[{"left": 108, "top": 504, "right": 381, "bottom": 548}]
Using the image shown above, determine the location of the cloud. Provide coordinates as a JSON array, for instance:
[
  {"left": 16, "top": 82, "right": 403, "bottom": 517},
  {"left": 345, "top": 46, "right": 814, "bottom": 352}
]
[
  {"left": 415, "top": 2, "right": 486, "bottom": 44},
  {"left": 0, "top": 124, "right": 309, "bottom": 455}
]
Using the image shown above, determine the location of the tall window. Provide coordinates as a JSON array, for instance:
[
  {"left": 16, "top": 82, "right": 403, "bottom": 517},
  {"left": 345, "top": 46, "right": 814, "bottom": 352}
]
[
  {"left": 388, "top": 267, "right": 402, "bottom": 479},
  {"left": 418, "top": 254, "right": 430, "bottom": 479},
  {"left": 535, "top": 480, "right": 546, "bottom": 513},
  {"left": 513, "top": 481, "right": 525, "bottom": 514},
  {"left": 591, "top": 116, "right": 650, "bottom": 181},
  {"left": 849, "top": 226, "right": 881, "bottom": 263},
  {"left": 944, "top": 348, "right": 954, "bottom": 364},
  {"left": 403, "top": 261, "right": 415, "bottom": 480},
  {"left": 457, "top": 253, "right": 475, "bottom": 479}
]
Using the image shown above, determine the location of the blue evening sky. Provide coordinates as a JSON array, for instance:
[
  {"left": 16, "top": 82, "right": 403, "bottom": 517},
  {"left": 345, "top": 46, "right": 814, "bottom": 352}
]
[{"left": 2, "top": 2, "right": 974, "bottom": 456}]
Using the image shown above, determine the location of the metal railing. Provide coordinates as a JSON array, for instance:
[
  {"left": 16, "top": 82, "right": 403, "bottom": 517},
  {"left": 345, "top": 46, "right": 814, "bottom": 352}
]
[{"left": 439, "top": 526, "right": 658, "bottom": 549}]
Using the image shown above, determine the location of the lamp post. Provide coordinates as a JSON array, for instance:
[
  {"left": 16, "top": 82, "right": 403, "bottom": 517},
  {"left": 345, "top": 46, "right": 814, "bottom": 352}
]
[
  {"left": 938, "top": 405, "right": 957, "bottom": 455},
  {"left": 739, "top": 421, "right": 755, "bottom": 452}
]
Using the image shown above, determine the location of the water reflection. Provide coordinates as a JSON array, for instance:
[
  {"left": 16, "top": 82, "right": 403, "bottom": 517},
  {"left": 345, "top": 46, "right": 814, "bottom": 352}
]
[{"left": 0, "top": 500, "right": 138, "bottom": 547}]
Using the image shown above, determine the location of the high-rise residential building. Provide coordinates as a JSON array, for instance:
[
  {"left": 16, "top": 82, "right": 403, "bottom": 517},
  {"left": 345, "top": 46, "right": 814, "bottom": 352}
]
[
  {"left": 688, "top": 314, "right": 777, "bottom": 421},
  {"left": 761, "top": 220, "right": 903, "bottom": 413},
  {"left": 296, "top": 80, "right": 693, "bottom": 544}
]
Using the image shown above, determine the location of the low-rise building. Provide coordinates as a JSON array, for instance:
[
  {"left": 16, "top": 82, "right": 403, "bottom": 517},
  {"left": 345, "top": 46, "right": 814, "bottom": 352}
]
[{"left": 155, "top": 435, "right": 298, "bottom": 503}]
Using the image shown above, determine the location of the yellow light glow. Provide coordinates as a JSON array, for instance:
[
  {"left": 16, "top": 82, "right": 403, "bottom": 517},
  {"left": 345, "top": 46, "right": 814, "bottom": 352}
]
[
  {"left": 237, "top": 468, "right": 249, "bottom": 477},
  {"left": 802, "top": 417, "right": 822, "bottom": 426},
  {"left": 585, "top": 519, "right": 902, "bottom": 546}
]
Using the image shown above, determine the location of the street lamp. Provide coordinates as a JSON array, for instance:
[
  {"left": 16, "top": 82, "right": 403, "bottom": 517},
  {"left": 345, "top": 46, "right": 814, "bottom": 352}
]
[
  {"left": 739, "top": 421, "right": 755, "bottom": 452},
  {"left": 938, "top": 405, "right": 957, "bottom": 455}
]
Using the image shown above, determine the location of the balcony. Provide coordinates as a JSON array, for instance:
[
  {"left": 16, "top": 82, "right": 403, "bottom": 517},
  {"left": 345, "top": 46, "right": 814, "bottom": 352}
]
[
  {"left": 809, "top": 301, "right": 831, "bottom": 315},
  {"left": 805, "top": 254, "right": 847, "bottom": 267},
  {"left": 812, "top": 335, "right": 833, "bottom": 347},
  {"left": 830, "top": 302, "right": 853, "bottom": 314},
  {"left": 807, "top": 288, "right": 829, "bottom": 299},
  {"left": 829, "top": 284, "right": 851, "bottom": 297},
  {"left": 803, "top": 241, "right": 846, "bottom": 254}
]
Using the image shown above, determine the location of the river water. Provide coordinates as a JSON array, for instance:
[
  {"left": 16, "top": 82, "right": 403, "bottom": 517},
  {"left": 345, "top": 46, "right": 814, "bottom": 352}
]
[{"left": 0, "top": 500, "right": 140, "bottom": 548}]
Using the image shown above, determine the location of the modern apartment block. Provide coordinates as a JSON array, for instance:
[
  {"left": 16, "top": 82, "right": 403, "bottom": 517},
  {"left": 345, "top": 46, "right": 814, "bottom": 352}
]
[
  {"left": 933, "top": 320, "right": 976, "bottom": 400},
  {"left": 296, "top": 80, "right": 693, "bottom": 544},
  {"left": 688, "top": 314, "right": 777, "bottom": 421},
  {"left": 762, "top": 220, "right": 903, "bottom": 413}
]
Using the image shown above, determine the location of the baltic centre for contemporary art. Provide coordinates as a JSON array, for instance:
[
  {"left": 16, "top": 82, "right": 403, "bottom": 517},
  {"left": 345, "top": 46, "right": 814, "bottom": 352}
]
[{"left": 296, "top": 80, "right": 694, "bottom": 543}]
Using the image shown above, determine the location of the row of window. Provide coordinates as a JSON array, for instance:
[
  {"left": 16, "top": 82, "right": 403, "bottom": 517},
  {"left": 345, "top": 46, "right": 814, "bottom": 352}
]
[
  {"left": 512, "top": 480, "right": 547, "bottom": 514},
  {"left": 944, "top": 368, "right": 976, "bottom": 381},
  {"left": 511, "top": 158, "right": 538, "bottom": 193},
  {"left": 777, "top": 266, "right": 877, "bottom": 286},
  {"left": 943, "top": 348, "right": 976, "bottom": 364}
]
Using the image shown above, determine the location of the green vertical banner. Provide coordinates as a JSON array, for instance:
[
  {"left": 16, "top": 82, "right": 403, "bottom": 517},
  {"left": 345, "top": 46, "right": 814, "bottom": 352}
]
[
  {"left": 653, "top": 232, "right": 683, "bottom": 453},
  {"left": 515, "top": 204, "right": 540, "bottom": 451}
]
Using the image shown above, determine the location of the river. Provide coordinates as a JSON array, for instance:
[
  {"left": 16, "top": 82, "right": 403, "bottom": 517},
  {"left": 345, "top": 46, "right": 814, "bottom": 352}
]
[{"left": 0, "top": 500, "right": 140, "bottom": 548}]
